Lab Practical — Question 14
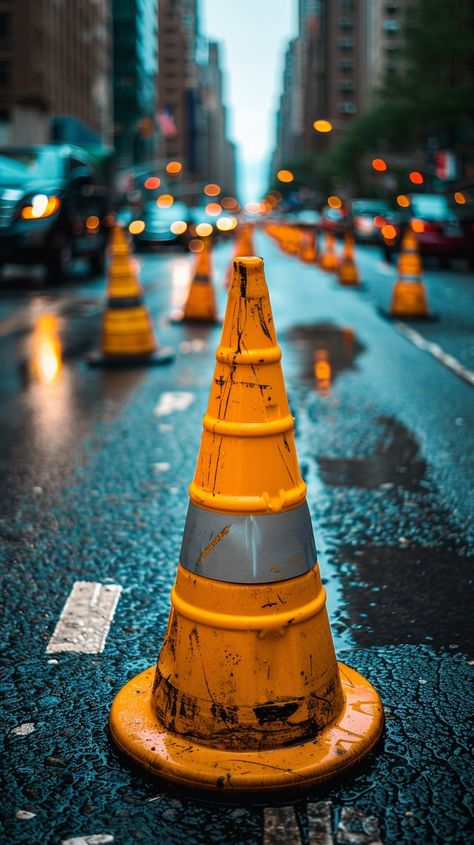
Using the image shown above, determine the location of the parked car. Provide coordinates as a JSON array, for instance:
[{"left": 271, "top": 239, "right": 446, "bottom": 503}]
[
  {"left": 319, "top": 204, "right": 349, "bottom": 236},
  {"left": 132, "top": 200, "right": 192, "bottom": 251},
  {"left": 0, "top": 144, "right": 110, "bottom": 279},
  {"left": 380, "top": 193, "right": 474, "bottom": 266},
  {"left": 350, "top": 198, "right": 393, "bottom": 243}
]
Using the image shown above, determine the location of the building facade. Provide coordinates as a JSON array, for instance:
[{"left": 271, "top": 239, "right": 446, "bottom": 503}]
[{"left": 0, "top": 0, "right": 111, "bottom": 147}]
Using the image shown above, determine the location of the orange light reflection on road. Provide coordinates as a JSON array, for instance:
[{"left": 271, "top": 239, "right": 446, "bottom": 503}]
[
  {"left": 314, "top": 349, "right": 332, "bottom": 396},
  {"left": 30, "top": 314, "right": 62, "bottom": 384}
]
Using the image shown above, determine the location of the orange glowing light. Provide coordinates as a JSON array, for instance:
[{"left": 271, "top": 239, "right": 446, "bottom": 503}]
[
  {"left": 29, "top": 314, "right": 62, "bottom": 384},
  {"left": 373, "top": 215, "right": 385, "bottom": 228},
  {"left": 277, "top": 169, "right": 294, "bottom": 183},
  {"left": 245, "top": 201, "right": 260, "bottom": 214},
  {"left": 327, "top": 195, "right": 342, "bottom": 209},
  {"left": 372, "top": 158, "right": 387, "bottom": 172},
  {"left": 189, "top": 238, "right": 204, "bottom": 253},
  {"left": 314, "top": 349, "right": 332, "bottom": 395},
  {"left": 86, "top": 215, "right": 100, "bottom": 231},
  {"left": 411, "top": 218, "right": 424, "bottom": 233},
  {"left": 128, "top": 220, "right": 145, "bottom": 235},
  {"left": 313, "top": 119, "right": 333, "bottom": 133},
  {"left": 397, "top": 194, "right": 410, "bottom": 208},
  {"left": 381, "top": 224, "right": 397, "bottom": 240},
  {"left": 144, "top": 176, "right": 160, "bottom": 190},
  {"left": 166, "top": 161, "right": 182, "bottom": 174},
  {"left": 21, "top": 195, "right": 60, "bottom": 219},
  {"left": 156, "top": 194, "right": 174, "bottom": 208},
  {"left": 454, "top": 191, "right": 466, "bottom": 204},
  {"left": 195, "top": 222, "right": 213, "bottom": 237},
  {"left": 216, "top": 216, "right": 237, "bottom": 232},
  {"left": 409, "top": 171, "right": 424, "bottom": 185},
  {"left": 170, "top": 220, "right": 187, "bottom": 235},
  {"left": 221, "top": 196, "right": 238, "bottom": 210},
  {"left": 204, "top": 183, "right": 221, "bottom": 197},
  {"left": 205, "top": 202, "right": 222, "bottom": 216}
]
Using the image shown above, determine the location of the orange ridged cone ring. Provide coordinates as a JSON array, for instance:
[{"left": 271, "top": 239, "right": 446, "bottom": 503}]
[
  {"left": 88, "top": 226, "right": 174, "bottom": 366},
  {"left": 386, "top": 226, "right": 434, "bottom": 320},
  {"left": 110, "top": 256, "right": 384, "bottom": 792}
]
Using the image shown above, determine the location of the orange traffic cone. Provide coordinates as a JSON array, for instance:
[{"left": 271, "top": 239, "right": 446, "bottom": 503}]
[
  {"left": 300, "top": 229, "right": 318, "bottom": 263},
  {"left": 319, "top": 231, "right": 338, "bottom": 272},
  {"left": 88, "top": 226, "right": 174, "bottom": 366},
  {"left": 110, "top": 256, "right": 384, "bottom": 793},
  {"left": 386, "top": 226, "right": 434, "bottom": 319},
  {"left": 338, "top": 233, "right": 360, "bottom": 286},
  {"left": 174, "top": 239, "right": 219, "bottom": 323},
  {"left": 224, "top": 225, "right": 255, "bottom": 288}
]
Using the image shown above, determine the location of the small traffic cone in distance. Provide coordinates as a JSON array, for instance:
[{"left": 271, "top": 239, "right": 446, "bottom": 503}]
[
  {"left": 110, "top": 255, "right": 384, "bottom": 793},
  {"left": 319, "top": 231, "right": 338, "bottom": 272},
  {"left": 224, "top": 224, "right": 255, "bottom": 288},
  {"left": 300, "top": 228, "right": 318, "bottom": 263},
  {"left": 338, "top": 232, "right": 360, "bottom": 286},
  {"left": 175, "top": 238, "right": 219, "bottom": 323},
  {"left": 88, "top": 226, "right": 174, "bottom": 366},
  {"left": 384, "top": 225, "right": 436, "bottom": 320}
]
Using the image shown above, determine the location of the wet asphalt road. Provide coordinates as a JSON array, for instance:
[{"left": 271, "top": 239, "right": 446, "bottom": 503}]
[{"left": 1, "top": 232, "right": 473, "bottom": 844}]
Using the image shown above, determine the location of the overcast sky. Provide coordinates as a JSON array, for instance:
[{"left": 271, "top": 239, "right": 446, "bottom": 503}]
[{"left": 201, "top": 0, "right": 296, "bottom": 201}]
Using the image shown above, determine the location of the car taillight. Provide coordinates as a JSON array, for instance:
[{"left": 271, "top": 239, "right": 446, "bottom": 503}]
[
  {"left": 373, "top": 216, "right": 386, "bottom": 228},
  {"left": 421, "top": 221, "right": 442, "bottom": 234}
]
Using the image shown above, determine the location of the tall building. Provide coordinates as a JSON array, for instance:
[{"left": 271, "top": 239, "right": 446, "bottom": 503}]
[
  {"left": 197, "top": 41, "right": 235, "bottom": 195},
  {"left": 112, "top": 0, "right": 158, "bottom": 164},
  {"left": 0, "top": 0, "right": 111, "bottom": 146}
]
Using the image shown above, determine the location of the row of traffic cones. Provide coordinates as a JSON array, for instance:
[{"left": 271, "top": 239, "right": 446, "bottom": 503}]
[
  {"left": 267, "top": 220, "right": 433, "bottom": 319},
  {"left": 109, "top": 255, "right": 385, "bottom": 792}
]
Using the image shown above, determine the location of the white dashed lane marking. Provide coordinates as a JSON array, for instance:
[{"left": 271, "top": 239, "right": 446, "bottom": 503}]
[
  {"left": 46, "top": 581, "right": 122, "bottom": 654},
  {"left": 61, "top": 836, "right": 114, "bottom": 845},
  {"left": 154, "top": 391, "right": 195, "bottom": 417},
  {"left": 396, "top": 322, "right": 474, "bottom": 388},
  {"left": 263, "top": 803, "right": 384, "bottom": 844}
]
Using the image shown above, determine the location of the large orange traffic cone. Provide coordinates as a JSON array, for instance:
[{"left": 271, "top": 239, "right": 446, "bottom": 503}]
[
  {"left": 110, "top": 256, "right": 384, "bottom": 793},
  {"left": 338, "top": 233, "right": 360, "bottom": 286},
  {"left": 319, "top": 231, "right": 338, "bottom": 272},
  {"left": 175, "top": 239, "right": 219, "bottom": 323},
  {"left": 88, "top": 226, "right": 174, "bottom": 366},
  {"left": 386, "top": 226, "right": 434, "bottom": 319}
]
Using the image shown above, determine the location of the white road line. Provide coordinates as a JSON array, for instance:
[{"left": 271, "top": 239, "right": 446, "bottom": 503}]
[
  {"left": 307, "top": 801, "right": 333, "bottom": 844},
  {"left": 61, "top": 836, "right": 114, "bottom": 845},
  {"left": 10, "top": 723, "right": 35, "bottom": 737},
  {"left": 336, "top": 806, "right": 384, "bottom": 844},
  {"left": 263, "top": 807, "right": 301, "bottom": 845},
  {"left": 46, "top": 581, "right": 122, "bottom": 654},
  {"left": 396, "top": 322, "right": 474, "bottom": 388},
  {"left": 154, "top": 391, "right": 195, "bottom": 417}
]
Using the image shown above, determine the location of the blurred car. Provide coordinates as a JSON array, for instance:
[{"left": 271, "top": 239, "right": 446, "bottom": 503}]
[
  {"left": 319, "top": 205, "right": 348, "bottom": 236},
  {"left": 350, "top": 198, "right": 393, "bottom": 242},
  {"left": 380, "top": 193, "right": 474, "bottom": 266},
  {"left": 0, "top": 144, "right": 110, "bottom": 279},
  {"left": 132, "top": 201, "right": 192, "bottom": 251},
  {"left": 288, "top": 209, "right": 321, "bottom": 231}
]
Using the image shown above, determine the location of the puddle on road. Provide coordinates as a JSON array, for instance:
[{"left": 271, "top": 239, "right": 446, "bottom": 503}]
[
  {"left": 285, "top": 323, "right": 365, "bottom": 395},
  {"left": 318, "top": 416, "right": 427, "bottom": 492}
]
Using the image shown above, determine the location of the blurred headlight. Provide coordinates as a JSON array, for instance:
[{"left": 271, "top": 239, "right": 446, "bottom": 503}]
[
  {"left": 196, "top": 223, "right": 213, "bottom": 237},
  {"left": 170, "top": 220, "right": 187, "bottom": 235},
  {"left": 21, "top": 194, "right": 60, "bottom": 220}
]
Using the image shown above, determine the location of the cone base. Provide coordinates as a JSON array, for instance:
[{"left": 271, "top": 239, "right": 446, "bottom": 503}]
[
  {"left": 87, "top": 348, "right": 175, "bottom": 367},
  {"left": 378, "top": 306, "right": 439, "bottom": 322},
  {"left": 169, "top": 311, "right": 221, "bottom": 326},
  {"left": 110, "top": 663, "right": 383, "bottom": 794}
]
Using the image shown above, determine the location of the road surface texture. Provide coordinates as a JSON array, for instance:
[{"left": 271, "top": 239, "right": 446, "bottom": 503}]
[{"left": 1, "top": 231, "right": 473, "bottom": 844}]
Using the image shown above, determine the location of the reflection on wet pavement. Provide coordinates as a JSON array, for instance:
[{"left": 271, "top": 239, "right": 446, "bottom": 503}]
[
  {"left": 285, "top": 323, "right": 365, "bottom": 389},
  {"left": 318, "top": 416, "right": 427, "bottom": 491}
]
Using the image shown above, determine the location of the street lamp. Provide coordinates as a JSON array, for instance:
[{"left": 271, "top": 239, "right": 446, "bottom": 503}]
[{"left": 313, "top": 119, "right": 333, "bottom": 133}]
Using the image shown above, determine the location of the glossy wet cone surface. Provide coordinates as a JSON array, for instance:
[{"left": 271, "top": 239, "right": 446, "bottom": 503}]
[
  {"left": 110, "top": 257, "right": 383, "bottom": 792},
  {"left": 181, "top": 240, "right": 218, "bottom": 322},
  {"left": 338, "top": 234, "right": 360, "bottom": 286},
  {"left": 389, "top": 227, "right": 430, "bottom": 319}
]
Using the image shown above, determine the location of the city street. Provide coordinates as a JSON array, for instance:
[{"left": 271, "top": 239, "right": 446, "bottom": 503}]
[{"left": 1, "top": 231, "right": 473, "bottom": 844}]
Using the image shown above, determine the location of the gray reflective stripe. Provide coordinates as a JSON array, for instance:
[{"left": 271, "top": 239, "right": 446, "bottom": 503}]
[
  {"left": 192, "top": 274, "right": 209, "bottom": 283},
  {"left": 107, "top": 296, "right": 143, "bottom": 309},
  {"left": 180, "top": 501, "right": 316, "bottom": 584}
]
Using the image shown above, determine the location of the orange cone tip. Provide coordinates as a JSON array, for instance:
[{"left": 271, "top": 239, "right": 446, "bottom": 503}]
[{"left": 110, "top": 256, "right": 383, "bottom": 792}]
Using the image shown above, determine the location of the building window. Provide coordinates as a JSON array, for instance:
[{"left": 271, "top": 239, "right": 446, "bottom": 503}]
[
  {"left": 339, "top": 0, "right": 354, "bottom": 8},
  {"left": 0, "top": 61, "right": 10, "bottom": 86},
  {"left": 337, "top": 37, "right": 354, "bottom": 50},
  {"left": 339, "top": 59, "right": 354, "bottom": 73},
  {"left": 384, "top": 20, "right": 400, "bottom": 32},
  {"left": 337, "top": 102, "right": 357, "bottom": 114},
  {"left": 338, "top": 80, "right": 355, "bottom": 93},
  {"left": 338, "top": 16, "right": 354, "bottom": 29},
  {"left": 386, "top": 4, "right": 398, "bottom": 14}
]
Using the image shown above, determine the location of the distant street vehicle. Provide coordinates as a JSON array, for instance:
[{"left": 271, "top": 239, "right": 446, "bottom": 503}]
[
  {"left": 319, "top": 204, "right": 348, "bottom": 236},
  {"left": 350, "top": 198, "right": 393, "bottom": 243},
  {"left": 289, "top": 209, "right": 321, "bottom": 230},
  {"left": 0, "top": 145, "right": 110, "bottom": 280},
  {"left": 380, "top": 193, "right": 474, "bottom": 266},
  {"left": 132, "top": 201, "right": 192, "bottom": 251}
]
